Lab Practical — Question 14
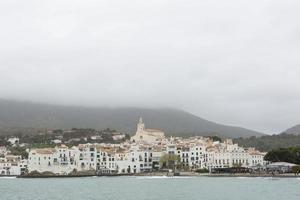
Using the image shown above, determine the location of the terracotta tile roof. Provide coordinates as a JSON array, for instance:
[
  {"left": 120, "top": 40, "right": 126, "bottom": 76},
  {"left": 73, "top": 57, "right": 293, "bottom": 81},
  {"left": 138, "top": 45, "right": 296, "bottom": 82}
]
[
  {"left": 145, "top": 129, "right": 163, "bottom": 132},
  {"left": 34, "top": 148, "right": 56, "bottom": 155}
]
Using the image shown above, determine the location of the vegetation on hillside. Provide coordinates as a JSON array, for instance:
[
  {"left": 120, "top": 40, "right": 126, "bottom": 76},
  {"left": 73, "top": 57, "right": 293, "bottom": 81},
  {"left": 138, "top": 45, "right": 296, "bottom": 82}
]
[
  {"left": 8, "top": 146, "right": 29, "bottom": 159},
  {"left": 0, "top": 138, "right": 10, "bottom": 146},
  {"left": 0, "top": 128, "right": 129, "bottom": 158},
  {"left": 264, "top": 147, "right": 300, "bottom": 164},
  {"left": 234, "top": 133, "right": 300, "bottom": 152},
  {"left": 207, "top": 135, "right": 222, "bottom": 142}
]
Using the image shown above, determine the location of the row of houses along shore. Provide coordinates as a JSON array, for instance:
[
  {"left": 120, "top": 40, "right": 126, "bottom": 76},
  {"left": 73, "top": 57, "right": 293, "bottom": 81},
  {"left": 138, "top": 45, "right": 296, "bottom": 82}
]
[{"left": 1, "top": 118, "right": 266, "bottom": 176}]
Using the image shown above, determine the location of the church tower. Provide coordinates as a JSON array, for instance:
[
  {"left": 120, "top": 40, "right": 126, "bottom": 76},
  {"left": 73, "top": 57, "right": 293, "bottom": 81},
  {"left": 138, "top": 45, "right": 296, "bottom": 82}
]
[
  {"left": 131, "top": 116, "right": 165, "bottom": 143},
  {"left": 137, "top": 117, "right": 145, "bottom": 133}
]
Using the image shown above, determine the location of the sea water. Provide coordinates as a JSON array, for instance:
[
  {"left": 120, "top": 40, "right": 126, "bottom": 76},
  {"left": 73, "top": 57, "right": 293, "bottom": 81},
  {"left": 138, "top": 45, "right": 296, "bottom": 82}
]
[{"left": 0, "top": 176, "right": 300, "bottom": 200}]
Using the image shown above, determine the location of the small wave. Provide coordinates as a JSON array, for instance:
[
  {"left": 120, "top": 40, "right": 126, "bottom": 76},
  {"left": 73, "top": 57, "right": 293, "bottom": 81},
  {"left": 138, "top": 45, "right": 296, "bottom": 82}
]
[
  {"left": 235, "top": 177, "right": 250, "bottom": 179},
  {"left": 234, "top": 176, "right": 281, "bottom": 180},
  {"left": 135, "top": 176, "right": 193, "bottom": 179},
  {"left": 136, "top": 176, "right": 170, "bottom": 179},
  {"left": 0, "top": 176, "right": 17, "bottom": 179},
  {"left": 251, "top": 177, "right": 281, "bottom": 180}
]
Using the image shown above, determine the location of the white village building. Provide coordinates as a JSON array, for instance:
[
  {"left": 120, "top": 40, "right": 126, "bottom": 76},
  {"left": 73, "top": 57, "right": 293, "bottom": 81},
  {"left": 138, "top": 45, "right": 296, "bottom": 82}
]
[
  {"left": 7, "top": 137, "right": 19, "bottom": 146},
  {"left": 28, "top": 145, "right": 77, "bottom": 175},
  {"left": 0, "top": 155, "right": 27, "bottom": 176}
]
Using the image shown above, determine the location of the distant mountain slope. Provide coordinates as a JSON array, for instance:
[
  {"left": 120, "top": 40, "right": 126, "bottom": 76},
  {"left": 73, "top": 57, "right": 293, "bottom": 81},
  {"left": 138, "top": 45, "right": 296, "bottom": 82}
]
[
  {"left": 283, "top": 124, "right": 300, "bottom": 135},
  {"left": 0, "top": 99, "right": 264, "bottom": 138}
]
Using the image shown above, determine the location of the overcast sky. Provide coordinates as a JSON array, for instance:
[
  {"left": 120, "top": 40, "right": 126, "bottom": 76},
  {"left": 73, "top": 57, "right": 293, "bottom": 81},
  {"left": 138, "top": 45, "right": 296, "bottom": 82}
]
[{"left": 0, "top": 0, "right": 300, "bottom": 134}]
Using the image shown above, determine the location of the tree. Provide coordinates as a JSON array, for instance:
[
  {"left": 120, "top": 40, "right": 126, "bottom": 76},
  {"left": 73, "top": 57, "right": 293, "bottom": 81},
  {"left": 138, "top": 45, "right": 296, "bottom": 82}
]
[
  {"left": 160, "top": 154, "right": 180, "bottom": 170},
  {"left": 9, "top": 146, "right": 28, "bottom": 159},
  {"left": 291, "top": 165, "right": 300, "bottom": 175}
]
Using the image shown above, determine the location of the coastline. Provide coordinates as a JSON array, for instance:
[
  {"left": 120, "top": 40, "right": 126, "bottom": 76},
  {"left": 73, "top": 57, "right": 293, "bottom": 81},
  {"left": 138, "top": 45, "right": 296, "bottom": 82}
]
[{"left": 10, "top": 172, "right": 300, "bottom": 178}]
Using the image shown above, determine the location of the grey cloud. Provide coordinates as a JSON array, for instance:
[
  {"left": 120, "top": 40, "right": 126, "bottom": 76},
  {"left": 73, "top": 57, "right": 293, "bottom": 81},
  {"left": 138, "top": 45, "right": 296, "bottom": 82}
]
[{"left": 0, "top": 0, "right": 300, "bottom": 133}]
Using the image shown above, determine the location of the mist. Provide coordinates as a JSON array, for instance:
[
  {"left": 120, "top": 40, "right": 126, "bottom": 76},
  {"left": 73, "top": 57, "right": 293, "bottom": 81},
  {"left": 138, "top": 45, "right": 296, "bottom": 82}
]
[{"left": 1, "top": 0, "right": 300, "bottom": 134}]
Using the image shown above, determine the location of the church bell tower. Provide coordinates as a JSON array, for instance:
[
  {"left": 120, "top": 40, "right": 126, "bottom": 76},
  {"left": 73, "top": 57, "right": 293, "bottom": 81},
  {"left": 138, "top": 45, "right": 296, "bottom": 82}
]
[{"left": 137, "top": 117, "right": 145, "bottom": 132}]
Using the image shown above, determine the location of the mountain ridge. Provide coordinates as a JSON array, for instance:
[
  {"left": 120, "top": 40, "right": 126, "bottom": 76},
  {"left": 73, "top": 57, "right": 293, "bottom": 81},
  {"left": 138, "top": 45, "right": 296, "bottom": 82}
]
[
  {"left": 0, "top": 99, "right": 265, "bottom": 138},
  {"left": 283, "top": 124, "right": 300, "bottom": 135}
]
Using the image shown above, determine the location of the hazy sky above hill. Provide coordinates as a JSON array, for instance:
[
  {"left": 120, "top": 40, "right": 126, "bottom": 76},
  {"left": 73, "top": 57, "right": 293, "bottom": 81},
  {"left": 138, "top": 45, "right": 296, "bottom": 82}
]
[{"left": 1, "top": 0, "right": 300, "bottom": 134}]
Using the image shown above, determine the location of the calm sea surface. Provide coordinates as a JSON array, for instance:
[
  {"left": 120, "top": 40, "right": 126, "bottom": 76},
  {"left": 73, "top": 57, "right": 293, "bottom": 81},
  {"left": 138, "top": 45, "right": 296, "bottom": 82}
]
[{"left": 1, "top": 176, "right": 300, "bottom": 200}]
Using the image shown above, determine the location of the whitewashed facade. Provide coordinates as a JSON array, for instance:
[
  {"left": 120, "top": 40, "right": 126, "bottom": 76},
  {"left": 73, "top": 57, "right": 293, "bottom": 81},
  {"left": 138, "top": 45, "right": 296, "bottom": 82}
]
[
  {"left": 28, "top": 145, "right": 77, "bottom": 175},
  {"left": 0, "top": 155, "right": 27, "bottom": 175}
]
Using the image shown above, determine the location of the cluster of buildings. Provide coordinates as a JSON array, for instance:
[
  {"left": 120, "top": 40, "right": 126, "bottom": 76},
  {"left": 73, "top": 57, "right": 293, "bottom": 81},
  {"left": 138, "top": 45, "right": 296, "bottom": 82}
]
[
  {"left": 25, "top": 118, "right": 266, "bottom": 175},
  {"left": 0, "top": 118, "right": 266, "bottom": 176},
  {"left": 0, "top": 148, "right": 27, "bottom": 176}
]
